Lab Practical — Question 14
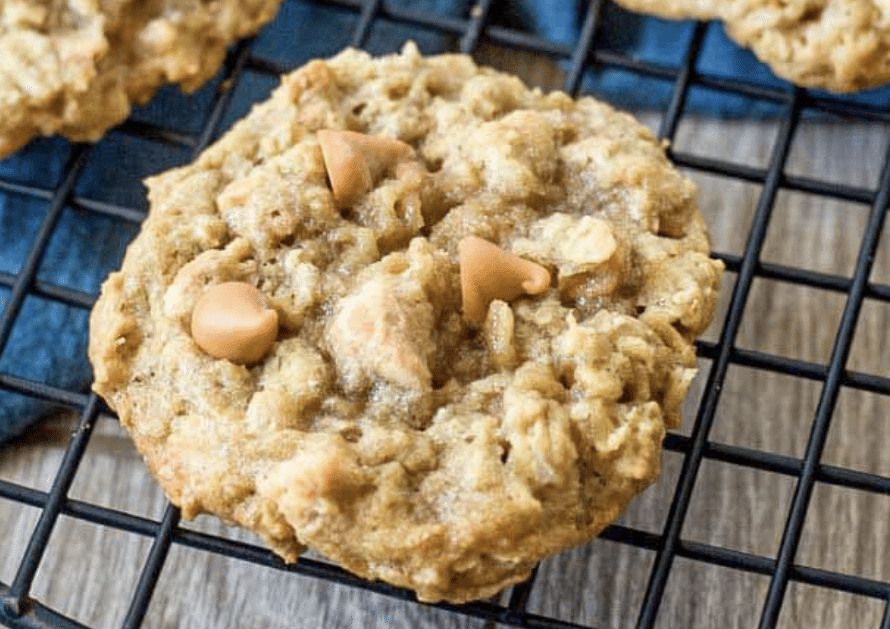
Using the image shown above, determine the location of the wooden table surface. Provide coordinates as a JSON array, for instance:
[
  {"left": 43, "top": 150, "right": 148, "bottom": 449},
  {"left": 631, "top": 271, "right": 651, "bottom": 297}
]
[{"left": 1, "top": 45, "right": 889, "bottom": 629}]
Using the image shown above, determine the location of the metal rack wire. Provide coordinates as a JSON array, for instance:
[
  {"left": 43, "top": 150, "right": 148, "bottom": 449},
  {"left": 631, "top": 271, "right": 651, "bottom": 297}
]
[{"left": 1, "top": 0, "right": 889, "bottom": 627}]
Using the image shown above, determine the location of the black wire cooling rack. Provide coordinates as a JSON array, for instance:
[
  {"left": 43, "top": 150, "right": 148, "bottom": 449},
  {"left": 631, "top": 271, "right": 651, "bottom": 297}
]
[{"left": 1, "top": 0, "right": 889, "bottom": 627}]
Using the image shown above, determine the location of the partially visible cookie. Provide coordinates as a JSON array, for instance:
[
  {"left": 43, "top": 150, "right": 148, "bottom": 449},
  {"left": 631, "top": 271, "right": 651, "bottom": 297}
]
[
  {"left": 0, "top": 0, "right": 283, "bottom": 158},
  {"left": 89, "top": 43, "right": 723, "bottom": 603},
  {"left": 613, "top": 0, "right": 890, "bottom": 93}
]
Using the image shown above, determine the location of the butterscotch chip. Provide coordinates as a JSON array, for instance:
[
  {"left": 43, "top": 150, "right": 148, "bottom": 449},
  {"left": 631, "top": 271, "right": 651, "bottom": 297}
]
[
  {"left": 459, "top": 236, "right": 551, "bottom": 325},
  {"left": 88, "top": 43, "right": 724, "bottom": 603},
  {"left": 612, "top": 0, "right": 890, "bottom": 92},
  {"left": 190, "top": 282, "right": 279, "bottom": 365},
  {"left": 0, "top": 0, "right": 283, "bottom": 158},
  {"left": 317, "top": 129, "right": 416, "bottom": 207}
]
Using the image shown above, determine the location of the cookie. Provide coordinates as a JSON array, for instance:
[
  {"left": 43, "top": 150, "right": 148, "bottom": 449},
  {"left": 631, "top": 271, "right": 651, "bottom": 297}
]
[
  {"left": 612, "top": 0, "right": 890, "bottom": 93},
  {"left": 88, "top": 42, "right": 724, "bottom": 603},
  {"left": 0, "top": 0, "right": 283, "bottom": 158}
]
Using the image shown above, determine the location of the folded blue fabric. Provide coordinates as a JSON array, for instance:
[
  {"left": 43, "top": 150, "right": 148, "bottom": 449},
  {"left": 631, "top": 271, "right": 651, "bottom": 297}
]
[{"left": 1, "top": 0, "right": 887, "bottom": 443}]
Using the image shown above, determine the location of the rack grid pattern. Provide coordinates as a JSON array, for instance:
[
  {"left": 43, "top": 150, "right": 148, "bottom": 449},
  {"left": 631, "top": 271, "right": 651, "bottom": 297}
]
[{"left": 1, "top": 1, "right": 889, "bottom": 628}]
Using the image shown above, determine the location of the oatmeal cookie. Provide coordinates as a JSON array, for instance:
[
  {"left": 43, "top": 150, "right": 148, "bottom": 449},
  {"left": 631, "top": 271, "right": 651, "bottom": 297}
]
[
  {"left": 0, "top": 0, "right": 282, "bottom": 158},
  {"left": 613, "top": 0, "right": 890, "bottom": 92},
  {"left": 89, "top": 43, "right": 724, "bottom": 603}
]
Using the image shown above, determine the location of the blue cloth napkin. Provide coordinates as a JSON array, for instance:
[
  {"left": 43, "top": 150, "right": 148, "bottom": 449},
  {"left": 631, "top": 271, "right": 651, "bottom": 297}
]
[{"left": 1, "top": 0, "right": 888, "bottom": 443}]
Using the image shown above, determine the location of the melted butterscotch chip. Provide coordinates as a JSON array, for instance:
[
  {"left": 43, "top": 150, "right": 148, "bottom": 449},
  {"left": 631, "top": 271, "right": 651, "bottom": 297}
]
[
  {"left": 459, "top": 236, "right": 551, "bottom": 325},
  {"left": 190, "top": 282, "right": 279, "bottom": 364},
  {"left": 317, "top": 129, "right": 415, "bottom": 207}
]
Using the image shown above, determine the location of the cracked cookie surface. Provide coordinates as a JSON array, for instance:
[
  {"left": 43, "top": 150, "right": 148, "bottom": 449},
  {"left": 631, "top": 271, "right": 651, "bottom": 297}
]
[
  {"left": 0, "top": 0, "right": 282, "bottom": 157},
  {"left": 89, "top": 43, "right": 723, "bottom": 603},
  {"left": 613, "top": 0, "right": 890, "bottom": 92}
]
